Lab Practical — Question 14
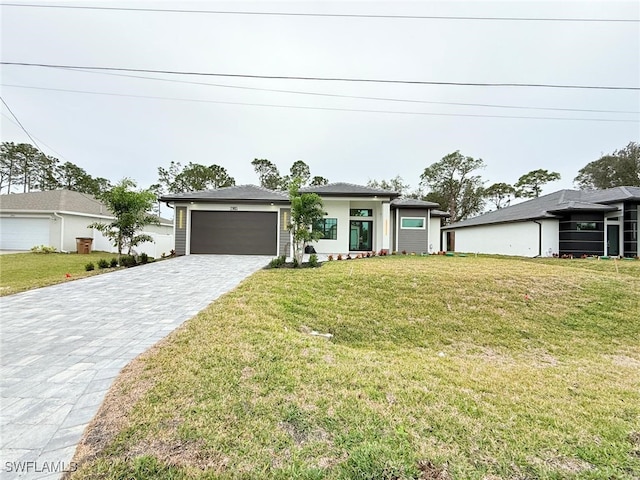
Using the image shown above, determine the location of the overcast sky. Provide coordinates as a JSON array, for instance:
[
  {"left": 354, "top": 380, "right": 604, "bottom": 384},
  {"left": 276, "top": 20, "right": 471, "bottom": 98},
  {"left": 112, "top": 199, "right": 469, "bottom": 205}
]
[{"left": 1, "top": 0, "right": 639, "bottom": 200}]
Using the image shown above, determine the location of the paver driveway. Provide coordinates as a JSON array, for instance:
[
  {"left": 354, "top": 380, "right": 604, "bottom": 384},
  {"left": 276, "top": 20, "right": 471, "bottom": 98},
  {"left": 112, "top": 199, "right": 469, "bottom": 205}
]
[{"left": 0, "top": 255, "right": 269, "bottom": 479}]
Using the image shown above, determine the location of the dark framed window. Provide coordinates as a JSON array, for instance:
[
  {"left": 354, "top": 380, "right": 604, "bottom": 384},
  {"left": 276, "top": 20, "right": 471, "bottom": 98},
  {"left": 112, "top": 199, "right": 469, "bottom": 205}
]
[
  {"left": 577, "top": 222, "right": 597, "bottom": 231},
  {"left": 401, "top": 217, "right": 425, "bottom": 229},
  {"left": 350, "top": 209, "right": 373, "bottom": 217},
  {"left": 314, "top": 218, "right": 338, "bottom": 240}
]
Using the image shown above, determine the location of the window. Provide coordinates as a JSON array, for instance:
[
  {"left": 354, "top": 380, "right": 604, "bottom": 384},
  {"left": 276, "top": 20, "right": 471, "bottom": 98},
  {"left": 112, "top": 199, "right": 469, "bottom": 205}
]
[
  {"left": 401, "top": 217, "right": 425, "bottom": 229},
  {"left": 350, "top": 209, "right": 373, "bottom": 217},
  {"left": 576, "top": 222, "right": 597, "bottom": 231},
  {"left": 314, "top": 218, "right": 337, "bottom": 240}
]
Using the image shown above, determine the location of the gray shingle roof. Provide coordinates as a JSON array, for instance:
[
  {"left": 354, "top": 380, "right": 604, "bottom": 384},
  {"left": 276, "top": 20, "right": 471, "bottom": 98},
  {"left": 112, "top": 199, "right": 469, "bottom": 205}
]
[
  {"left": 431, "top": 209, "right": 451, "bottom": 217},
  {"left": 0, "top": 190, "right": 111, "bottom": 216},
  {"left": 301, "top": 182, "right": 400, "bottom": 198},
  {"left": 444, "top": 186, "right": 640, "bottom": 229},
  {"left": 160, "top": 184, "right": 289, "bottom": 203},
  {"left": 391, "top": 197, "right": 440, "bottom": 209}
]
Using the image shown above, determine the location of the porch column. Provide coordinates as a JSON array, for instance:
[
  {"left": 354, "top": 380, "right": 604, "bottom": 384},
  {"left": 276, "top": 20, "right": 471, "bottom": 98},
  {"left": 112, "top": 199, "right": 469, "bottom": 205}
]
[{"left": 381, "top": 201, "right": 391, "bottom": 252}]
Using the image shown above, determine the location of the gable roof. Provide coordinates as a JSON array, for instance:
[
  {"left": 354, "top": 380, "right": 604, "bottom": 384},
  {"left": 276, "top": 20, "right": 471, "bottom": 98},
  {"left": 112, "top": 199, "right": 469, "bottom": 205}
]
[
  {"left": 444, "top": 186, "right": 640, "bottom": 230},
  {"left": 160, "top": 184, "right": 289, "bottom": 203},
  {"left": 301, "top": 182, "right": 400, "bottom": 198},
  {"left": 0, "top": 190, "right": 111, "bottom": 216},
  {"left": 391, "top": 197, "right": 440, "bottom": 209}
]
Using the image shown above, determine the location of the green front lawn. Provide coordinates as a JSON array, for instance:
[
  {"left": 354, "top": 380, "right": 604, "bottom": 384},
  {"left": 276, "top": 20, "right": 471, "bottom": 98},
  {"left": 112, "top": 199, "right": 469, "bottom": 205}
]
[
  {"left": 0, "top": 251, "right": 120, "bottom": 296},
  {"left": 70, "top": 256, "right": 640, "bottom": 479}
]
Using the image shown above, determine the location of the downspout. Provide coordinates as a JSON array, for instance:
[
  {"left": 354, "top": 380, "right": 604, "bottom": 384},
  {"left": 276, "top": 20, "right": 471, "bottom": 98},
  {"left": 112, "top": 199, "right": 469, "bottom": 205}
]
[
  {"left": 53, "top": 212, "right": 67, "bottom": 253},
  {"left": 533, "top": 220, "right": 542, "bottom": 257}
]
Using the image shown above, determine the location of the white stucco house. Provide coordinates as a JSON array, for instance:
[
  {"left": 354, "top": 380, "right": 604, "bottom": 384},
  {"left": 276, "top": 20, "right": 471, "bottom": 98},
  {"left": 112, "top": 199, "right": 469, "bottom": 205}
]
[
  {"left": 160, "top": 183, "right": 448, "bottom": 256},
  {"left": 442, "top": 186, "right": 639, "bottom": 258},
  {"left": 0, "top": 189, "right": 174, "bottom": 257}
]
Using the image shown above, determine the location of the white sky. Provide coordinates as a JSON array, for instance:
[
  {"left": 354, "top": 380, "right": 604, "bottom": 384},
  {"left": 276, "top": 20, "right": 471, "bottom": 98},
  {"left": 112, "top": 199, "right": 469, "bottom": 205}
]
[{"left": 1, "top": 0, "right": 639, "bottom": 198}]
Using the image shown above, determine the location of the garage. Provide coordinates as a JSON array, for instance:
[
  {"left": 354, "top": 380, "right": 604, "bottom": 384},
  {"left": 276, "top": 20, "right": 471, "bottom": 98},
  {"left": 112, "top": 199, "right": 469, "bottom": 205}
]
[
  {"left": 190, "top": 211, "right": 278, "bottom": 255},
  {"left": 0, "top": 217, "right": 51, "bottom": 250}
]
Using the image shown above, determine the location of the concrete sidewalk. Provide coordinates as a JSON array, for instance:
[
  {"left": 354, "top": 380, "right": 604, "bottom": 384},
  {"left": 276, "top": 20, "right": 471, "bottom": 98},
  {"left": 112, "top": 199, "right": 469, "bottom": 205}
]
[{"left": 0, "top": 255, "right": 269, "bottom": 479}]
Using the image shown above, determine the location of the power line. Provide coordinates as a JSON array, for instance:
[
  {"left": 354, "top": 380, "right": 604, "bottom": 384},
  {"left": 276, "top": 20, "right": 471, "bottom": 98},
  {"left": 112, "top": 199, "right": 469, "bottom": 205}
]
[
  {"left": 0, "top": 96, "right": 47, "bottom": 153},
  {"left": 3, "top": 84, "right": 637, "bottom": 123},
  {"left": 2, "top": 61, "right": 638, "bottom": 91},
  {"left": 1, "top": 112, "right": 68, "bottom": 160},
  {"left": 1, "top": 3, "right": 637, "bottom": 22},
  {"left": 62, "top": 67, "right": 640, "bottom": 115}
]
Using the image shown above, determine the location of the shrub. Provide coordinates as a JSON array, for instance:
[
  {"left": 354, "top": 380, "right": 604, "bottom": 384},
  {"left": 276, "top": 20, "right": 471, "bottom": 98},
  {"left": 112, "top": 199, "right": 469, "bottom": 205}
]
[
  {"left": 402, "top": 250, "right": 407, "bottom": 255},
  {"left": 337, "top": 254, "right": 343, "bottom": 261},
  {"left": 308, "top": 254, "right": 319, "bottom": 267},
  {"left": 140, "top": 253, "right": 149, "bottom": 264},
  {"left": 120, "top": 255, "right": 137, "bottom": 268},
  {"left": 31, "top": 245, "right": 57, "bottom": 254},
  {"left": 268, "top": 255, "right": 286, "bottom": 269},
  {"left": 110, "top": 258, "right": 118, "bottom": 268},
  {"left": 84, "top": 262, "right": 95, "bottom": 271},
  {"left": 328, "top": 254, "right": 334, "bottom": 261},
  {"left": 97, "top": 259, "right": 109, "bottom": 269}
]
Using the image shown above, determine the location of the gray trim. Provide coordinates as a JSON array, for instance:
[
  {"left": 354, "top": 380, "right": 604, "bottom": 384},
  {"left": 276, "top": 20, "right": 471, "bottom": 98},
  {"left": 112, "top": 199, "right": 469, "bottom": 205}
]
[
  {"left": 396, "top": 208, "right": 430, "bottom": 253},
  {"left": 174, "top": 206, "right": 187, "bottom": 256},
  {"left": 279, "top": 208, "right": 291, "bottom": 257}
]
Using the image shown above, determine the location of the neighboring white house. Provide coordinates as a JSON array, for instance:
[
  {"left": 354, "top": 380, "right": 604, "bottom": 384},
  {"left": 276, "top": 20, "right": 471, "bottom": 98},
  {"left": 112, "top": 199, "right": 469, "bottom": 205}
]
[
  {"left": 160, "top": 183, "right": 447, "bottom": 257},
  {"left": 0, "top": 190, "right": 174, "bottom": 257},
  {"left": 442, "top": 186, "right": 640, "bottom": 258}
]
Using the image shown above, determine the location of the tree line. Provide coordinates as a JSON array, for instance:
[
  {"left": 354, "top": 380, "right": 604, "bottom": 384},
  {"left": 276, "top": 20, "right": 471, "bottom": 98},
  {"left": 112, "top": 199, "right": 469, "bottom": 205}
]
[
  {"left": 0, "top": 142, "right": 111, "bottom": 196},
  {"left": 2, "top": 140, "right": 637, "bottom": 224}
]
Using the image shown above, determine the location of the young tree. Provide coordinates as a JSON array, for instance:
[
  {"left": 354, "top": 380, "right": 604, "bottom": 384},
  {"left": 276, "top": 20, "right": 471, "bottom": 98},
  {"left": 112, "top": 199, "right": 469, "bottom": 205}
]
[
  {"left": 420, "top": 151, "right": 485, "bottom": 222},
  {"left": 574, "top": 141, "right": 640, "bottom": 189},
  {"left": 288, "top": 180, "right": 325, "bottom": 266},
  {"left": 367, "top": 175, "right": 410, "bottom": 196},
  {"left": 89, "top": 178, "right": 159, "bottom": 257},
  {"left": 484, "top": 182, "right": 516, "bottom": 210},
  {"left": 515, "top": 169, "right": 561, "bottom": 198},
  {"left": 251, "top": 158, "right": 283, "bottom": 190}
]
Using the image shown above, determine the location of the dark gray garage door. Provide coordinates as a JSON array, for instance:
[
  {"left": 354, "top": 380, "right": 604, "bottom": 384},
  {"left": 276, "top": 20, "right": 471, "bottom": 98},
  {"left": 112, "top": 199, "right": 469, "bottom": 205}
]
[{"left": 190, "top": 211, "right": 277, "bottom": 255}]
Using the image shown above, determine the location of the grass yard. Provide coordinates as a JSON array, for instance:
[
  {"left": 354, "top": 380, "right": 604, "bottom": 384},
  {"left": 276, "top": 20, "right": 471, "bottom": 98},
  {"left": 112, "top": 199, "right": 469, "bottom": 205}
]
[
  {"left": 69, "top": 256, "right": 640, "bottom": 479},
  {"left": 0, "top": 251, "right": 120, "bottom": 296}
]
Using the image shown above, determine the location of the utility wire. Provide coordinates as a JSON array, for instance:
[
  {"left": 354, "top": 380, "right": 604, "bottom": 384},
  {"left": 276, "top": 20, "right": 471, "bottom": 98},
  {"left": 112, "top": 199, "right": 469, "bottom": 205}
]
[
  {"left": 3, "top": 84, "right": 637, "bottom": 123},
  {"left": 61, "top": 67, "right": 640, "bottom": 115},
  {"left": 0, "top": 96, "right": 47, "bottom": 153},
  {"left": 1, "top": 112, "right": 68, "bottom": 161},
  {"left": 1, "top": 3, "right": 637, "bottom": 22},
  {"left": 2, "top": 62, "right": 638, "bottom": 91}
]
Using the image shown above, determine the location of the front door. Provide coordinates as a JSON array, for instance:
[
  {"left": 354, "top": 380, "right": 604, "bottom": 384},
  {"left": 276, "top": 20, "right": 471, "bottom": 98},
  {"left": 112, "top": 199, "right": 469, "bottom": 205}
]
[
  {"left": 350, "top": 221, "right": 372, "bottom": 251},
  {"left": 607, "top": 224, "right": 620, "bottom": 256}
]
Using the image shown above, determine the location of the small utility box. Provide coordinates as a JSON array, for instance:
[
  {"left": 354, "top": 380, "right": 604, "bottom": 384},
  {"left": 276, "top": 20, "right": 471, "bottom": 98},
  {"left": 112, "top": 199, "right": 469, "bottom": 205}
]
[{"left": 76, "top": 237, "right": 93, "bottom": 254}]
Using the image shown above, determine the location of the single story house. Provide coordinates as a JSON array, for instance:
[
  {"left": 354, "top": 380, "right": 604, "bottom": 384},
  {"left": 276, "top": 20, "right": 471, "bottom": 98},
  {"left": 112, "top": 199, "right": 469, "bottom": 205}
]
[
  {"left": 0, "top": 189, "right": 174, "bottom": 257},
  {"left": 442, "top": 186, "right": 639, "bottom": 258},
  {"left": 160, "top": 183, "right": 447, "bottom": 256}
]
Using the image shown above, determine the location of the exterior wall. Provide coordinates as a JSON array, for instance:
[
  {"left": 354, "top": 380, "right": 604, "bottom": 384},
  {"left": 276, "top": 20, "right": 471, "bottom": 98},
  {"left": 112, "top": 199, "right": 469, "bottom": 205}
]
[
  {"left": 175, "top": 206, "right": 187, "bottom": 255},
  {"left": 445, "top": 220, "right": 558, "bottom": 257},
  {"left": 623, "top": 202, "right": 638, "bottom": 257},
  {"left": 429, "top": 217, "right": 442, "bottom": 253},
  {"left": 279, "top": 208, "right": 291, "bottom": 257},
  {"left": 559, "top": 212, "right": 605, "bottom": 256},
  {"left": 61, "top": 214, "right": 99, "bottom": 252},
  {"left": 395, "top": 208, "right": 430, "bottom": 254},
  {"left": 314, "top": 199, "right": 350, "bottom": 254}
]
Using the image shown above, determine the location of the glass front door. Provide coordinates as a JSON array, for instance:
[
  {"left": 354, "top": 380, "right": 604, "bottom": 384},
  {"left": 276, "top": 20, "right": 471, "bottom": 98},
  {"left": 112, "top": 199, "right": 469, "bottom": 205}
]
[{"left": 350, "top": 221, "right": 372, "bottom": 251}]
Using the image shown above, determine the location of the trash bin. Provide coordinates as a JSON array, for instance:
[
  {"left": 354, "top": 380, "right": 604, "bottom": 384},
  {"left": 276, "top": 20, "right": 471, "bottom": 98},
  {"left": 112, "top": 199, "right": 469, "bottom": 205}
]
[{"left": 76, "top": 237, "right": 93, "bottom": 254}]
